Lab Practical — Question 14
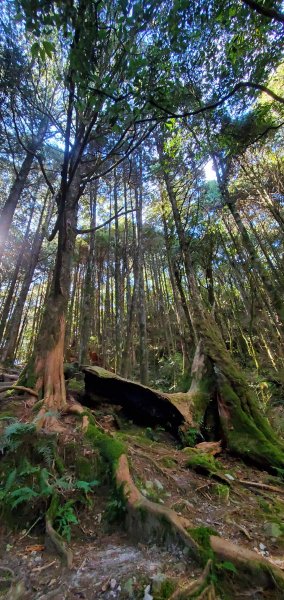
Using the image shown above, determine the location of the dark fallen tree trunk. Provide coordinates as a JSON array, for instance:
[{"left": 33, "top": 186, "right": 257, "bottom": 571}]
[
  {"left": 83, "top": 360, "right": 284, "bottom": 471},
  {"left": 83, "top": 366, "right": 194, "bottom": 439}
]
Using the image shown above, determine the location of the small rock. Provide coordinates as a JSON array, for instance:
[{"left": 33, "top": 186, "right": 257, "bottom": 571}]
[
  {"left": 224, "top": 473, "right": 234, "bottom": 481},
  {"left": 183, "top": 546, "right": 190, "bottom": 556},
  {"left": 143, "top": 584, "right": 153, "bottom": 600},
  {"left": 259, "top": 543, "right": 266, "bottom": 551},
  {"left": 264, "top": 522, "right": 282, "bottom": 538},
  {"left": 110, "top": 579, "right": 117, "bottom": 589},
  {"left": 154, "top": 479, "right": 164, "bottom": 491},
  {"left": 34, "top": 556, "right": 42, "bottom": 563},
  {"left": 159, "top": 498, "right": 164, "bottom": 504},
  {"left": 141, "top": 489, "right": 148, "bottom": 496}
]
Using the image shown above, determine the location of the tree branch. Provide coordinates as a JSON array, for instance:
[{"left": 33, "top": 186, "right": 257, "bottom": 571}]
[
  {"left": 241, "top": 0, "right": 284, "bottom": 24},
  {"left": 148, "top": 81, "right": 284, "bottom": 119},
  {"left": 75, "top": 207, "right": 134, "bottom": 234}
]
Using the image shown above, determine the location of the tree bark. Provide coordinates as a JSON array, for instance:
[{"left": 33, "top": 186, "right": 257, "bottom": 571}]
[
  {"left": 135, "top": 157, "right": 148, "bottom": 385},
  {"left": 19, "top": 176, "right": 80, "bottom": 428},
  {"left": 79, "top": 183, "right": 97, "bottom": 365}
]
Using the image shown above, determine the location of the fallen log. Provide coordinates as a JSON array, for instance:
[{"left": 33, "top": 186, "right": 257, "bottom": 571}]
[{"left": 83, "top": 366, "right": 195, "bottom": 439}]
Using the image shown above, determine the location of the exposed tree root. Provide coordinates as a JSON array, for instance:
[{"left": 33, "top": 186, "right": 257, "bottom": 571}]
[
  {"left": 0, "top": 385, "right": 38, "bottom": 397},
  {"left": 128, "top": 446, "right": 180, "bottom": 486},
  {"left": 45, "top": 516, "right": 73, "bottom": 568},
  {"left": 115, "top": 453, "right": 199, "bottom": 553},
  {"left": 65, "top": 399, "right": 90, "bottom": 432},
  {"left": 238, "top": 479, "right": 284, "bottom": 494},
  {"left": 169, "top": 560, "right": 213, "bottom": 599},
  {"left": 115, "top": 453, "right": 284, "bottom": 592},
  {"left": 196, "top": 584, "right": 216, "bottom": 599},
  {"left": 210, "top": 536, "right": 284, "bottom": 590},
  {"left": 35, "top": 409, "right": 66, "bottom": 432}
]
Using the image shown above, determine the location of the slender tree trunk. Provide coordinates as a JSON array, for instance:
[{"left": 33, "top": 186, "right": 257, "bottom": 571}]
[
  {"left": 114, "top": 169, "right": 122, "bottom": 372},
  {"left": 135, "top": 159, "right": 148, "bottom": 385},
  {"left": 79, "top": 183, "right": 97, "bottom": 364}
]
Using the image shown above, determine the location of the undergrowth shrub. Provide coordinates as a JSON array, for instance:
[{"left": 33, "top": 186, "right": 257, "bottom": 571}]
[{"left": 0, "top": 418, "right": 100, "bottom": 540}]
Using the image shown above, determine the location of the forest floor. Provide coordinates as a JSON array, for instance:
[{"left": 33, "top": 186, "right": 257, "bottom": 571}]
[{"left": 0, "top": 389, "right": 284, "bottom": 599}]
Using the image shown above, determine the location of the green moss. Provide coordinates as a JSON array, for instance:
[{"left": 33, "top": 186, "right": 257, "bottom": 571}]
[
  {"left": 32, "top": 400, "right": 44, "bottom": 413},
  {"left": 67, "top": 378, "right": 85, "bottom": 393},
  {"left": 188, "top": 526, "right": 218, "bottom": 565},
  {"left": 138, "top": 505, "right": 148, "bottom": 523},
  {"left": 75, "top": 454, "right": 100, "bottom": 481},
  {"left": 17, "top": 362, "right": 37, "bottom": 391},
  {"left": 156, "top": 579, "right": 176, "bottom": 599},
  {"left": 214, "top": 484, "right": 230, "bottom": 502},
  {"left": 185, "top": 451, "right": 221, "bottom": 474},
  {"left": 86, "top": 424, "right": 125, "bottom": 469},
  {"left": 160, "top": 457, "right": 176, "bottom": 468},
  {"left": 180, "top": 427, "right": 199, "bottom": 447},
  {"left": 54, "top": 455, "right": 65, "bottom": 476}
]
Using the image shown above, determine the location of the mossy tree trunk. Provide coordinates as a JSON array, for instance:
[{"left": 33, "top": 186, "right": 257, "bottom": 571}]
[{"left": 158, "top": 137, "right": 284, "bottom": 470}]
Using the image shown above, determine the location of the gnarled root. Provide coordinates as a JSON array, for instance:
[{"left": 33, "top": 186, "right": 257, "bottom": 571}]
[
  {"left": 0, "top": 385, "right": 38, "bottom": 397},
  {"left": 45, "top": 516, "right": 73, "bottom": 568},
  {"left": 210, "top": 536, "right": 284, "bottom": 590},
  {"left": 66, "top": 400, "right": 89, "bottom": 432},
  {"left": 115, "top": 453, "right": 199, "bottom": 555},
  {"left": 115, "top": 454, "right": 284, "bottom": 593},
  {"left": 169, "top": 560, "right": 214, "bottom": 599}
]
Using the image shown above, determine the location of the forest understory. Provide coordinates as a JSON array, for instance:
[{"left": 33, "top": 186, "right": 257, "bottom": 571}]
[
  {"left": 1, "top": 0, "right": 284, "bottom": 598},
  {"left": 1, "top": 365, "right": 284, "bottom": 600}
]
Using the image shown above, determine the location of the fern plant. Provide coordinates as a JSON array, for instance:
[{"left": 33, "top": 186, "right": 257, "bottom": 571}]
[
  {"left": 0, "top": 420, "right": 36, "bottom": 453},
  {"left": 0, "top": 419, "right": 100, "bottom": 541},
  {"left": 54, "top": 501, "right": 78, "bottom": 542}
]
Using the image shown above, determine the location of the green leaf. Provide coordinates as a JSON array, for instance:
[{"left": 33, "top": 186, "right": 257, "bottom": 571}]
[
  {"left": 42, "top": 40, "right": 55, "bottom": 59},
  {"left": 31, "top": 42, "right": 40, "bottom": 59},
  {"left": 10, "top": 487, "right": 39, "bottom": 508},
  {"left": 75, "top": 479, "right": 99, "bottom": 491},
  {"left": 4, "top": 469, "right": 17, "bottom": 492},
  {"left": 218, "top": 561, "right": 238, "bottom": 574}
]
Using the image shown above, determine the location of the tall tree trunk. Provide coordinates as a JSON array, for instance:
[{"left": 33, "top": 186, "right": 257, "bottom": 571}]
[
  {"left": 135, "top": 159, "right": 148, "bottom": 385},
  {"left": 114, "top": 169, "right": 122, "bottom": 372},
  {"left": 19, "top": 176, "right": 80, "bottom": 428},
  {"left": 79, "top": 184, "right": 97, "bottom": 365},
  {"left": 120, "top": 191, "right": 138, "bottom": 378}
]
